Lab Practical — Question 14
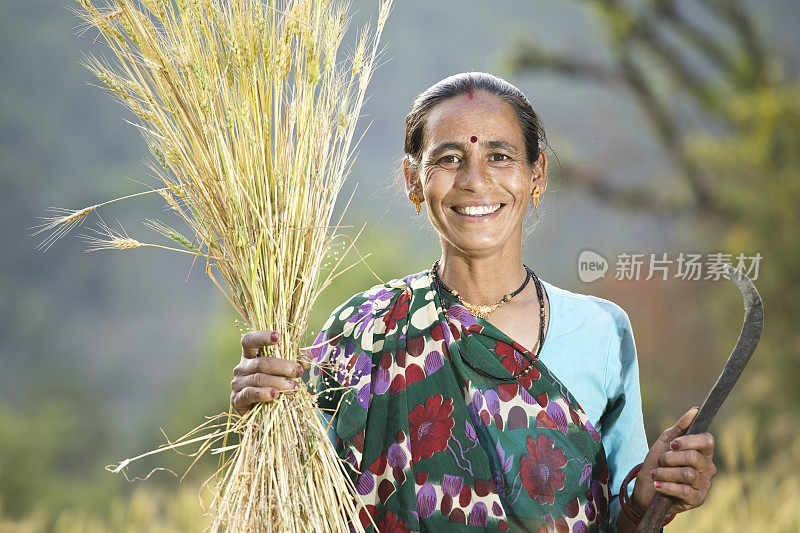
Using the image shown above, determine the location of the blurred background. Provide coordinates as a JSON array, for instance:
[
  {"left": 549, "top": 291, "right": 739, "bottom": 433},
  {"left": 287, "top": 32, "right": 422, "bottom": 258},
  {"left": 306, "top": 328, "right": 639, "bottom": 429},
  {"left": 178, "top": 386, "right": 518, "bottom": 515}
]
[{"left": 1, "top": 0, "right": 798, "bottom": 531}]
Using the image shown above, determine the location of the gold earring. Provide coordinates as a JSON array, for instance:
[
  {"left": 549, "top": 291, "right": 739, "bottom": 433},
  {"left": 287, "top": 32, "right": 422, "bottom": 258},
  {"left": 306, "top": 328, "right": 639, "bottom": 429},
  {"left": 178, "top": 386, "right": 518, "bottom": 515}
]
[
  {"left": 531, "top": 187, "right": 542, "bottom": 208},
  {"left": 410, "top": 192, "right": 421, "bottom": 214}
]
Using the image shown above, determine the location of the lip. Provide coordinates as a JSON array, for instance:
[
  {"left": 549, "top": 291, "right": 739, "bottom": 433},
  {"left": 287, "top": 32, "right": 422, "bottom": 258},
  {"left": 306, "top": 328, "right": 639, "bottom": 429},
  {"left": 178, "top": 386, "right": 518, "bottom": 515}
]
[{"left": 449, "top": 203, "right": 506, "bottom": 222}]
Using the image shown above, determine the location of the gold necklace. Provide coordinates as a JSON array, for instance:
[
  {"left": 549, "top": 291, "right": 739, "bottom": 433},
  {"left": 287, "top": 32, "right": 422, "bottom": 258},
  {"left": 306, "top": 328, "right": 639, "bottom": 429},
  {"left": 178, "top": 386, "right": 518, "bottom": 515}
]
[{"left": 431, "top": 260, "right": 533, "bottom": 319}]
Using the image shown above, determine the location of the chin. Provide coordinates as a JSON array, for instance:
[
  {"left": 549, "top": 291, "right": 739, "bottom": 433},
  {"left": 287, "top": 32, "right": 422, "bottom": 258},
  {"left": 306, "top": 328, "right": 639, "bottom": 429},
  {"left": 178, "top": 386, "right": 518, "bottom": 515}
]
[
  {"left": 442, "top": 234, "right": 505, "bottom": 257},
  {"left": 432, "top": 212, "right": 523, "bottom": 256}
]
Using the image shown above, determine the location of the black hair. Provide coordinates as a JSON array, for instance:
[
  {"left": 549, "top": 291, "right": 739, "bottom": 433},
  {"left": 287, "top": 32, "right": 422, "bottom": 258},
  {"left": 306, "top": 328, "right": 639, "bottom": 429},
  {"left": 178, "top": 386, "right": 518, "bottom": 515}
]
[{"left": 403, "top": 72, "right": 547, "bottom": 167}]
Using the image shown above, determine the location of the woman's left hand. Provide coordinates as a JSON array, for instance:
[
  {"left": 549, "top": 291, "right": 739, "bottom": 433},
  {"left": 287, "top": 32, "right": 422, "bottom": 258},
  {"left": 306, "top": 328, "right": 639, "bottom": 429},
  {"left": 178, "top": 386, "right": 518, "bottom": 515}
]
[{"left": 631, "top": 406, "right": 717, "bottom": 515}]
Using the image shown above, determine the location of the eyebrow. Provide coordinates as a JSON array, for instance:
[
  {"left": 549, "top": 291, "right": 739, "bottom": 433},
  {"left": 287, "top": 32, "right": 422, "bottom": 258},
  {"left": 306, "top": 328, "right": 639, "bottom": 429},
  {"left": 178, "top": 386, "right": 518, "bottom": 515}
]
[
  {"left": 484, "top": 140, "right": 521, "bottom": 154},
  {"left": 427, "top": 142, "right": 464, "bottom": 161},
  {"left": 426, "top": 140, "right": 522, "bottom": 161}
]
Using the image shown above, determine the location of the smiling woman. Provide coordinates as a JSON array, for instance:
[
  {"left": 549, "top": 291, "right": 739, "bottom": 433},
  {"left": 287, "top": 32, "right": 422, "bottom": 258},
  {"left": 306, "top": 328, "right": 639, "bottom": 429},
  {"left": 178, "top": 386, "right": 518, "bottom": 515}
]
[
  {"left": 403, "top": 81, "right": 546, "bottom": 274},
  {"left": 230, "top": 73, "right": 718, "bottom": 532}
]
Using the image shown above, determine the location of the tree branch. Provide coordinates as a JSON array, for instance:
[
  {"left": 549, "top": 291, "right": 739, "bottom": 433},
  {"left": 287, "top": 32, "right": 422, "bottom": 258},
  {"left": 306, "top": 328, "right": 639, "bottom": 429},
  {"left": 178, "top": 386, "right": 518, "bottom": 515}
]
[
  {"left": 627, "top": 11, "right": 728, "bottom": 117},
  {"left": 699, "top": 0, "right": 770, "bottom": 86},
  {"left": 573, "top": 0, "right": 718, "bottom": 209},
  {"left": 651, "top": 0, "right": 738, "bottom": 75},
  {"left": 614, "top": 49, "right": 715, "bottom": 210},
  {"left": 563, "top": 164, "right": 739, "bottom": 221},
  {"left": 507, "top": 43, "right": 625, "bottom": 87},
  {"left": 563, "top": 165, "right": 696, "bottom": 217},
  {"left": 505, "top": 0, "right": 760, "bottom": 221}
]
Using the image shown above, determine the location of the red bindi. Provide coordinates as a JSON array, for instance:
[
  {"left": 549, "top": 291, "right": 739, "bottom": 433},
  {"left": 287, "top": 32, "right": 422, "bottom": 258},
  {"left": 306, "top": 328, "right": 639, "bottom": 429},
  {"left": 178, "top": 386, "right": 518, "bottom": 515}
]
[{"left": 470, "top": 135, "right": 478, "bottom": 143}]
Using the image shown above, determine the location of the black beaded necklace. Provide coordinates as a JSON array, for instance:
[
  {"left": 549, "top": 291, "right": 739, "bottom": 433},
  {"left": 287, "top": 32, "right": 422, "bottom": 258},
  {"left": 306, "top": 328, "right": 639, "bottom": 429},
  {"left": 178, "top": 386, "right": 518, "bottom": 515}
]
[
  {"left": 432, "top": 259, "right": 532, "bottom": 319},
  {"left": 431, "top": 261, "right": 548, "bottom": 381}
]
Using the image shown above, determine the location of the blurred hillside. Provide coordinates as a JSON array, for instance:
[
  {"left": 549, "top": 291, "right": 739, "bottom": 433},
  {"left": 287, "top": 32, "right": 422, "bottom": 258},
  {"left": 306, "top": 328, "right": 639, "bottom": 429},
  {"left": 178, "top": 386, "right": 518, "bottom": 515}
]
[{"left": 1, "top": 0, "right": 799, "bottom": 530}]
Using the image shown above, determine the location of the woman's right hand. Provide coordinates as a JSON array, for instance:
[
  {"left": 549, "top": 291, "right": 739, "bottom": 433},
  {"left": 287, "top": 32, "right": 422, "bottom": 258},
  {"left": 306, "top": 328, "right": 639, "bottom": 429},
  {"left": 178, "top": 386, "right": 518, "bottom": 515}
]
[{"left": 230, "top": 330, "right": 308, "bottom": 415}]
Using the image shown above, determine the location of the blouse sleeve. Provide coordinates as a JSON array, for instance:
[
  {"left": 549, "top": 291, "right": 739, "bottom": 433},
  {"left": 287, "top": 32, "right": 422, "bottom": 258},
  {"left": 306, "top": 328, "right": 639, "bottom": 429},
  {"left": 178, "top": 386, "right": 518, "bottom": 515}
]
[{"left": 601, "top": 305, "right": 650, "bottom": 530}]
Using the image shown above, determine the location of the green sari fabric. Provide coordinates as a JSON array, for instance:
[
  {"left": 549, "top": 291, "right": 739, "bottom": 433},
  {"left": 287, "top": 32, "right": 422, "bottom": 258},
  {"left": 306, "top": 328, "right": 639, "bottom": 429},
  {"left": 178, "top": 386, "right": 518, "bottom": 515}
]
[{"left": 309, "top": 269, "right": 611, "bottom": 532}]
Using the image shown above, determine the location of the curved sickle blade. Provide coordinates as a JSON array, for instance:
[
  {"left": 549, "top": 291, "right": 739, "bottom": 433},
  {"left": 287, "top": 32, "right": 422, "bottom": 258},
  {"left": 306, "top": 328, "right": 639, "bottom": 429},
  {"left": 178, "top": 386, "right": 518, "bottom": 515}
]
[{"left": 636, "top": 264, "right": 764, "bottom": 532}]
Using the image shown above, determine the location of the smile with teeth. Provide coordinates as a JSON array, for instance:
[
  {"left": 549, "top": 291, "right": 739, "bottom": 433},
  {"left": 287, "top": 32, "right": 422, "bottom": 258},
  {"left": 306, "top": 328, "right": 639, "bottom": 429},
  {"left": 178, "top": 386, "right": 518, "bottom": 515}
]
[{"left": 452, "top": 204, "right": 503, "bottom": 216}]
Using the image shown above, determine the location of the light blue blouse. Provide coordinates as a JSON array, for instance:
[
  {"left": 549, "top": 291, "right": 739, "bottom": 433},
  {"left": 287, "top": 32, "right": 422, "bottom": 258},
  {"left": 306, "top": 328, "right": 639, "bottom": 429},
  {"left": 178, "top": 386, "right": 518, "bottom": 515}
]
[{"left": 318, "top": 277, "right": 649, "bottom": 530}]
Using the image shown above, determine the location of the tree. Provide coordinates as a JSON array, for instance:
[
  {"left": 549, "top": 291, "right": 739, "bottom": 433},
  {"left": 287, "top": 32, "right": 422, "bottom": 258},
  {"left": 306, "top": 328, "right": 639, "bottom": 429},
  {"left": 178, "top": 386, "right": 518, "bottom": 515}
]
[{"left": 508, "top": 0, "right": 784, "bottom": 218}]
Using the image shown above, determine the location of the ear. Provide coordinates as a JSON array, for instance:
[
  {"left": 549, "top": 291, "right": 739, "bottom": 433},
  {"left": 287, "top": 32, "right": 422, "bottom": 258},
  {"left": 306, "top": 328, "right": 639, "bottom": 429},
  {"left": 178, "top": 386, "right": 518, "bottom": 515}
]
[
  {"left": 531, "top": 149, "right": 548, "bottom": 193},
  {"left": 403, "top": 155, "right": 424, "bottom": 201}
]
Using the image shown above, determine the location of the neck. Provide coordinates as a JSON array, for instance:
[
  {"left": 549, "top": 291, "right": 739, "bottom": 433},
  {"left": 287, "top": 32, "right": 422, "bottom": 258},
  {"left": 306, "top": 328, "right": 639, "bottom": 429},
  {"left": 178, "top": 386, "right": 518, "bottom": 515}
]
[{"left": 436, "top": 250, "right": 530, "bottom": 306}]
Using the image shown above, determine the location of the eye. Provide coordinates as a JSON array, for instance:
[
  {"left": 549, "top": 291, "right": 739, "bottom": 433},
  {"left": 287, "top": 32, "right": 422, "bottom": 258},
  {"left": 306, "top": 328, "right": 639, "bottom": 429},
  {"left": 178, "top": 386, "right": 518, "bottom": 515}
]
[
  {"left": 436, "top": 154, "right": 462, "bottom": 165},
  {"left": 489, "top": 153, "right": 512, "bottom": 162}
]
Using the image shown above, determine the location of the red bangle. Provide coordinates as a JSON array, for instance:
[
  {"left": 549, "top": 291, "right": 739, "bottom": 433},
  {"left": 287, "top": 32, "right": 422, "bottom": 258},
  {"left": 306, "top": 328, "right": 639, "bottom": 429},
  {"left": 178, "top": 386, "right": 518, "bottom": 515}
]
[
  {"left": 619, "top": 463, "right": 644, "bottom": 523},
  {"left": 618, "top": 463, "right": 676, "bottom": 527}
]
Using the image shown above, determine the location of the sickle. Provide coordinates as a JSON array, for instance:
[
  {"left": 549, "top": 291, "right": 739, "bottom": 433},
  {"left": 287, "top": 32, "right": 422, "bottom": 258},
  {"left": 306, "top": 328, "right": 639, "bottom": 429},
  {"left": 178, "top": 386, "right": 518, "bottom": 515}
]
[{"left": 636, "top": 264, "right": 764, "bottom": 532}]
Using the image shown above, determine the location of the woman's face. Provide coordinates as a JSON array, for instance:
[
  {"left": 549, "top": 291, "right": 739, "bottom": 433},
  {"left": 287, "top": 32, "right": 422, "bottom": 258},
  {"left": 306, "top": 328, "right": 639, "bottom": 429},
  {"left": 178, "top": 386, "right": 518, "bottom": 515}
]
[{"left": 406, "top": 90, "right": 547, "bottom": 259}]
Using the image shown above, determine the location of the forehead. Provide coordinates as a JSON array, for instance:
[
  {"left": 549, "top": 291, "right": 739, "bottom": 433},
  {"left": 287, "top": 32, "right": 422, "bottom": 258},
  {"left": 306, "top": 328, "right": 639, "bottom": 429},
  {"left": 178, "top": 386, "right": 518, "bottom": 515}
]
[{"left": 422, "top": 91, "right": 522, "bottom": 148}]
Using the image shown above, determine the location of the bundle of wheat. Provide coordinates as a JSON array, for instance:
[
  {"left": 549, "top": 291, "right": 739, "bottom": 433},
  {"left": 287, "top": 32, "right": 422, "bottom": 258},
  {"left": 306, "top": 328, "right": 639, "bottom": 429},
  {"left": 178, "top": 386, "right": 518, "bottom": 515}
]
[{"left": 41, "top": 0, "right": 392, "bottom": 530}]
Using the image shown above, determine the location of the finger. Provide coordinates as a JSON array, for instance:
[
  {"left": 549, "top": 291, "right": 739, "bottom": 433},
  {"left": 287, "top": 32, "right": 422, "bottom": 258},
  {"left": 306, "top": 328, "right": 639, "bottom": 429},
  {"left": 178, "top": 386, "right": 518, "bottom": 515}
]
[
  {"left": 232, "top": 386, "right": 279, "bottom": 412},
  {"left": 651, "top": 466, "right": 711, "bottom": 493},
  {"left": 653, "top": 480, "right": 705, "bottom": 508},
  {"left": 650, "top": 466, "right": 702, "bottom": 487},
  {"left": 659, "top": 406, "right": 700, "bottom": 444},
  {"left": 241, "top": 330, "right": 280, "bottom": 359},
  {"left": 237, "top": 355, "right": 304, "bottom": 380},
  {"left": 658, "top": 449, "right": 713, "bottom": 472},
  {"left": 669, "top": 432, "right": 715, "bottom": 457},
  {"left": 232, "top": 372, "right": 300, "bottom": 394},
  {"left": 298, "top": 348, "right": 313, "bottom": 371}
]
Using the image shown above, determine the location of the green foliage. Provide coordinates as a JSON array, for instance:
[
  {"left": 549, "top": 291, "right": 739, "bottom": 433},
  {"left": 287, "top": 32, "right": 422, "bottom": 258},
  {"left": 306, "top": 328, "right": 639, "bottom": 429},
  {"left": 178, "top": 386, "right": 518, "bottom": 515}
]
[
  {"left": 688, "top": 80, "right": 800, "bottom": 449},
  {"left": 0, "top": 401, "right": 118, "bottom": 520},
  {"left": 0, "top": 484, "right": 210, "bottom": 533}
]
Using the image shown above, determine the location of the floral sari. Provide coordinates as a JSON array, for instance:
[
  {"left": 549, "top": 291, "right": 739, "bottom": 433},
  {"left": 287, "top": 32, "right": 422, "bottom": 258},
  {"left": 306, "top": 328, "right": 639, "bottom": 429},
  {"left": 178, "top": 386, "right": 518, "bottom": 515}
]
[{"left": 309, "top": 269, "right": 611, "bottom": 532}]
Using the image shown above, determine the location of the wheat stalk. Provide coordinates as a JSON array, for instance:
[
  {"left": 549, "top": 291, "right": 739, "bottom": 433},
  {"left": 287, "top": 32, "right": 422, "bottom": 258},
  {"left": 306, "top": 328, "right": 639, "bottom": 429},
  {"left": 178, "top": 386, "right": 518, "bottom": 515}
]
[{"left": 47, "top": 0, "right": 393, "bottom": 530}]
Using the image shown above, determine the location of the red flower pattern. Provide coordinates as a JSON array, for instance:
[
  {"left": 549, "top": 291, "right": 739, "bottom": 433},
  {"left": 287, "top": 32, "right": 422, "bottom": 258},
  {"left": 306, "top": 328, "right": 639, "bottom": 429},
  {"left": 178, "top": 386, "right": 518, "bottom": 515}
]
[
  {"left": 377, "top": 510, "right": 409, "bottom": 533},
  {"left": 408, "top": 394, "right": 455, "bottom": 462},
  {"left": 383, "top": 292, "right": 410, "bottom": 332},
  {"left": 519, "top": 434, "right": 568, "bottom": 505},
  {"left": 495, "top": 340, "right": 541, "bottom": 388}
]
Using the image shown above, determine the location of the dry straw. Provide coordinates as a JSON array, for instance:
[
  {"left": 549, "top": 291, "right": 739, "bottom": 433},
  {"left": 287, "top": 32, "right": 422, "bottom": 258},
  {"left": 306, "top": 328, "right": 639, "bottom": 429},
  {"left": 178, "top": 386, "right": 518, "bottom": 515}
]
[{"left": 44, "top": 0, "right": 394, "bottom": 530}]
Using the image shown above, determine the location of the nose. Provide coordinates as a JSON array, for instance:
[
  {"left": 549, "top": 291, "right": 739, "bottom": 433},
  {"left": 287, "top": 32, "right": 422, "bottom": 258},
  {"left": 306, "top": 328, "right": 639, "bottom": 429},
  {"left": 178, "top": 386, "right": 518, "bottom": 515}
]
[{"left": 454, "top": 156, "right": 490, "bottom": 192}]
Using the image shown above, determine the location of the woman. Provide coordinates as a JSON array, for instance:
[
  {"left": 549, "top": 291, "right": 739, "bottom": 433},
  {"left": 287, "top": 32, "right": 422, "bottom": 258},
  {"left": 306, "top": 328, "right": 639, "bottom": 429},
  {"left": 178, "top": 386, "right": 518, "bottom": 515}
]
[{"left": 230, "top": 73, "right": 716, "bottom": 532}]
